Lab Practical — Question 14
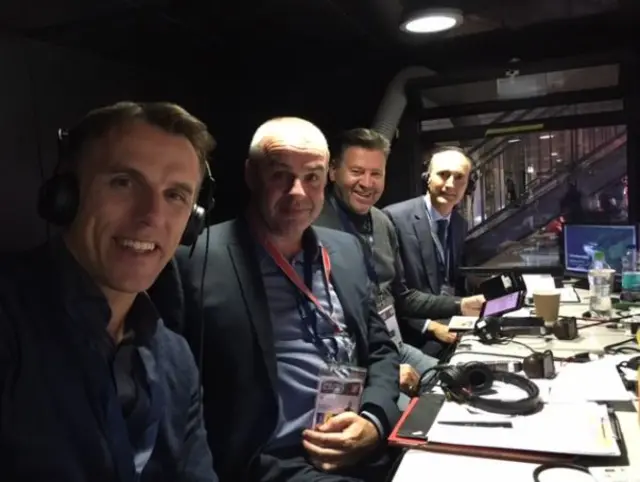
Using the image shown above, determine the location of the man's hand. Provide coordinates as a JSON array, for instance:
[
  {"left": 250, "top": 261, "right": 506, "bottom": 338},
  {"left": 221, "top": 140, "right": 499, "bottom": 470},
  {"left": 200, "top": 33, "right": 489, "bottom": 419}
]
[
  {"left": 302, "top": 412, "right": 380, "bottom": 472},
  {"left": 460, "top": 295, "right": 486, "bottom": 317},
  {"left": 427, "top": 321, "right": 456, "bottom": 343},
  {"left": 399, "top": 364, "right": 420, "bottom": 395}
]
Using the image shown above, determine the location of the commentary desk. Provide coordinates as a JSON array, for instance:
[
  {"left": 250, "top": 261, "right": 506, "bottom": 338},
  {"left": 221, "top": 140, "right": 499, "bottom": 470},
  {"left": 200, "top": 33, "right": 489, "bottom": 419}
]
[{"left": 391, "top": 287, "right": 639, "bottom": 481}]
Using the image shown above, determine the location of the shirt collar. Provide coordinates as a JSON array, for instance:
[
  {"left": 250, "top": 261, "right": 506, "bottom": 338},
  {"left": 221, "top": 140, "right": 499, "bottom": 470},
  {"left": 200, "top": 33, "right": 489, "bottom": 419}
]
[
  {"left": 255, "top": 226, "right": 323, "bottom": 266},
  {"left": 424, "top": 194, "right": 451, "bottom": 224},
  {"left": 330, "top": 190, "right": 373, "bottom": 235},
  {"left": 51, "top": 236, "right": 159, "bottom": 346}
]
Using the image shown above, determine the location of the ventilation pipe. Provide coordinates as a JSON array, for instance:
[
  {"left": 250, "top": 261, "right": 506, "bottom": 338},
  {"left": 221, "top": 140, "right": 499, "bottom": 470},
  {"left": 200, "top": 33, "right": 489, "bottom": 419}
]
[
  {"left": 371, "top": 65, "right": 475, "bottom": 222},
  {"left": 371, "top": 66, "right": 453, "bottom": 141}
]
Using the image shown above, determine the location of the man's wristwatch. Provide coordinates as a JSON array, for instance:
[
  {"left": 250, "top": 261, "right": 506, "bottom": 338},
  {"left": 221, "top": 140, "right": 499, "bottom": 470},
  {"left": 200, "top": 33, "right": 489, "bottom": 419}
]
[{"left": 453, "top": 298, "right": 462, "bottom": 316}]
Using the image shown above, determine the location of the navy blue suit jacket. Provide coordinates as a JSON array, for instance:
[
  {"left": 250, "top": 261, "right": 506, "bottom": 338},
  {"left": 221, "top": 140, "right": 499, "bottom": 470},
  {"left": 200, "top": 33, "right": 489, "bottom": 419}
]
[
  {"left": 383, "top": 196, "right": 468, "bottom": 296},
  {"left": 0, "top": 242, "right": 217, "bottom": 482}
]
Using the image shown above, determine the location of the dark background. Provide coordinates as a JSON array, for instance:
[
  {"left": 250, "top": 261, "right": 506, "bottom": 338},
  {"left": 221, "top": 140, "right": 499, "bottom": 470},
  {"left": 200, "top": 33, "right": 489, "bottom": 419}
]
[{"left": 0, "top": 0, "right": 636, "bottom": 251}]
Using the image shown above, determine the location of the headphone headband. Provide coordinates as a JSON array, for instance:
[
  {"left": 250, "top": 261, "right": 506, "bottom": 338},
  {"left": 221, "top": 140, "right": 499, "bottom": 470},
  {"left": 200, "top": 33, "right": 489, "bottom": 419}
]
[
  {"left": 422, "top": 146, "right": 478, "bottom": 198},
  {"left": 38, "top": 127, "right": 216, "bottom": 247}
]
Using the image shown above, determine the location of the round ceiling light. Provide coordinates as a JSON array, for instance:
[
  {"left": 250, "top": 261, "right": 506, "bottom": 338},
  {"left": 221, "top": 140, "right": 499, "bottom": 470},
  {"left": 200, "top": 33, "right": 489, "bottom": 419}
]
[{"left": 400, "top": 8, "right": 463, "bottom": 34}]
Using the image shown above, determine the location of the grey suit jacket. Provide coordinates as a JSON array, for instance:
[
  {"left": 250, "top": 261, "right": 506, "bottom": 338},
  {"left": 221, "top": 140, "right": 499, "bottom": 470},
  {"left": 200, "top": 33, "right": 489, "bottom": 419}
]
[
  {"left": 383, "top": 196, "right": 468, "bottom": 296},
  {"left": 315, "top": 197, "right": 461, "bottom": 345}
]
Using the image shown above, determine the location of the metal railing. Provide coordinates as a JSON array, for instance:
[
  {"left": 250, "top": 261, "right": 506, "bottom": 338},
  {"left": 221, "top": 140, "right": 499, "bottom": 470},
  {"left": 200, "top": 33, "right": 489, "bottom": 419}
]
[
  {"left": 466, "top": 125, "right": 626, "bottom": 233},
  {"left": 466, "top": 129, "right": 627, "bottom": 240}
]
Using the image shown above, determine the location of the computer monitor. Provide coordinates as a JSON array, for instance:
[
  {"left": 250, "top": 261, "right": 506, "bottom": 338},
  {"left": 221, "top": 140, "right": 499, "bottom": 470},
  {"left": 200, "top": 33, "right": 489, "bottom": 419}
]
[{"left": 563, "top": 224, "right": 637, "bottom": 275}]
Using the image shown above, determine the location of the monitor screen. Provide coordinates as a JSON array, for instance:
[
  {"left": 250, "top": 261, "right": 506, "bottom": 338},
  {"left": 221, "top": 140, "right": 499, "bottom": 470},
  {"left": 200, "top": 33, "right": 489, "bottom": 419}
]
[
  {"left": 563, "top": 224, "right": 637, "bottom": 274},
  {"left": 481, "top": 291, "right": 521, "bottom": 317}
]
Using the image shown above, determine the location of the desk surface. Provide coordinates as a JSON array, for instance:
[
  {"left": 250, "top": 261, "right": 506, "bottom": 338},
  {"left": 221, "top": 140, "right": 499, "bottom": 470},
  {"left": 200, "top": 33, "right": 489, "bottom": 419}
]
[
  {"left": 458, "top": 287, "right": 635, "bottom": 356},
  {"left": 392, "top": 287, "right": 639, "bottom": 481}
]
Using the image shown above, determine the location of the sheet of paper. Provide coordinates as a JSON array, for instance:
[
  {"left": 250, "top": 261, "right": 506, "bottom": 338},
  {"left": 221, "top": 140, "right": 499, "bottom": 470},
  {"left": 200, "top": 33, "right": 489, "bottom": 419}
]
[
  {"left": 391, "top": 450, "right": 542, "bottom": 482},
  {"left": 392, "top": 450, "right": 635, "bottom": 482},
  {"left": 448, "top": 316, "right": 477, "bottom": 331},
  {"left": 427, "top": 401, "right": 619, "bottom": 457},
  {"left": 523, "top": 274, "right": 580, "bottom": 302},
  {"left": 549, "top": 359, "right": 634, "bottom": 403},
  {"left": 590, "top": 467, "right": 640, "bottom": 482},
  {"left": 559, "top": 286, "right": 581, "bottom": 303},
  {"left": 523, "top": 274, "right": 555, "bottom": 296},
  {"left": 502, "top": 307, "right": 533, "bottom": 317}
]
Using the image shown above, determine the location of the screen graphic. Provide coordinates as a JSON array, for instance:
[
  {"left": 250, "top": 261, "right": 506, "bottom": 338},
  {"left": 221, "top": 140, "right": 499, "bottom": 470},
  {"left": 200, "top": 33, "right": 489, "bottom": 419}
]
[
  {"left": 482, "top": 291, "right": 520, "bottom": 317},
  {"left": 563, "top": 224, "right": 636, "bottom": 274}
]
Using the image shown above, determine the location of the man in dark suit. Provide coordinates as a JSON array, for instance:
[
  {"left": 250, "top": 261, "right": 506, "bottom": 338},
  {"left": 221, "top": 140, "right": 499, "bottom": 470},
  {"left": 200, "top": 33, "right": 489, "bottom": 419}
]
[
  {"left": 0, "top": 102, "right": 218, "bottom": 481},
  {"left": 383, "top": 146, "right": 476, "bottom": 356},
  {"left": 315, "top": 129, "right": 484, "bottom": 404},
  {"left": 171, "top": 117, "right": 400, "bottom": 482}
]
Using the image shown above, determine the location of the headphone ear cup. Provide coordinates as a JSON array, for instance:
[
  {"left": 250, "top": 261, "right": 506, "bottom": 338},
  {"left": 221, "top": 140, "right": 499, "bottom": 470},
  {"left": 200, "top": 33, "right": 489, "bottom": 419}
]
[
  {"left": 37, "top": 172, "right": 79, "bottom": 226},
  {"left": 465, "top": 171, "right": 477, "bottom": 197},
  {"left": 462, "top": 362, "right": 494, "bottom": 394},
  {"left": 180, "top": 204, "right": 205, "bottom": 247}
]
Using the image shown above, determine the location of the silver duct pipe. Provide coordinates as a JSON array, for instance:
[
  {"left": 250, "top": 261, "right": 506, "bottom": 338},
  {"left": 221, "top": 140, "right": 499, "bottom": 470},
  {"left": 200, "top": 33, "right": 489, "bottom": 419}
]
[{"left": 371, "top": 66, "right": 450, "bottom": 141}]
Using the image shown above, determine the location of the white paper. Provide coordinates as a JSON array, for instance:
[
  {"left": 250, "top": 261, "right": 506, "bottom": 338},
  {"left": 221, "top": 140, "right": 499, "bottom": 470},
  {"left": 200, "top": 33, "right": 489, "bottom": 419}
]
[
  {"left": 448, "top": 316, "right": 477, "bottom": 331},
  {"left": 549, "top": 359, "right": 633, "bottom": 403},
  {"left": 523, "top": 274, "right": 581, "bottom": 302},
  {"left": 427, "top": 401, "right": 619, "bottom": 457},
  {"left": 502, "top": 307, "right": 534, "bottom": 317},
  {"left": 558, "top": 286, "right": 581, "bottom": 303},
  {"left": 391, "top": 448, "right": 633, "bottom": 482},
  {"left": 590, "top": 466, "right": 640, "bottom": 482},
  {"left": 523, "top": 274, "right": 556, "bottom": 296},
  {"left": 390, "top": 450, "right": 542, "bottom": 482}
]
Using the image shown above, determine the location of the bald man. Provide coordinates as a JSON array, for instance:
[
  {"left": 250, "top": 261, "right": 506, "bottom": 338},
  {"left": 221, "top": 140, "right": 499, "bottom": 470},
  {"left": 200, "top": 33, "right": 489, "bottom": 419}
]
[
  {"left": 384, "top": 146, "right": 479, "bottom": 356},
  {"left": 155, "top": 117, "right": 400, "bottom": 482}
]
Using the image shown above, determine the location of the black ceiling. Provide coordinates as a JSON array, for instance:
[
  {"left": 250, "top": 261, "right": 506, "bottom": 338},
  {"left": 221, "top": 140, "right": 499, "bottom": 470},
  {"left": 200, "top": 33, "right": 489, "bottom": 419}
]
[{"left": 0, "top": 0, "right": 634, "bottom": 98}]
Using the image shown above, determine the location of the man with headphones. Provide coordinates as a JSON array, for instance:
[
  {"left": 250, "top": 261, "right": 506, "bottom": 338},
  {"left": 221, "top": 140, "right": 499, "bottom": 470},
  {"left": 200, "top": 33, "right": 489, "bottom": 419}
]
[
  {"left": 0, "top": 101, "right": 219, "bottom": 481},
  {"left": 384, "top": 146, "right": 481, "bottom": 357}
]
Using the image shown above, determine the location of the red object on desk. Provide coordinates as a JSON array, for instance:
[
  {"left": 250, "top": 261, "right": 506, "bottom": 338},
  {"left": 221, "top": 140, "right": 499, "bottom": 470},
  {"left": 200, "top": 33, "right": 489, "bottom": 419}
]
[{"left": 388, "top": 397, "right": 573, "bottom": 464}]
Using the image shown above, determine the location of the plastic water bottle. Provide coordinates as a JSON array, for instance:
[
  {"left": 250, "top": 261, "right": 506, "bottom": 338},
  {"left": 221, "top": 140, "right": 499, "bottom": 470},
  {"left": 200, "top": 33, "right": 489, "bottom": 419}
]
[
  {"left": 588, "top": 251, "right": 613, "bottom": 317},
  {"left": 621, "top": 246, "right": 640, "bottom": 301}
]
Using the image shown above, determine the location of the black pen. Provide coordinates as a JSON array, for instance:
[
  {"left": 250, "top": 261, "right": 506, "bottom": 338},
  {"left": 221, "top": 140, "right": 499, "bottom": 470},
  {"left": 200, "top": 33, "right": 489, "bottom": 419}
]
[{"left": 438, "top": 421, "right": 513, "bottom": 428}]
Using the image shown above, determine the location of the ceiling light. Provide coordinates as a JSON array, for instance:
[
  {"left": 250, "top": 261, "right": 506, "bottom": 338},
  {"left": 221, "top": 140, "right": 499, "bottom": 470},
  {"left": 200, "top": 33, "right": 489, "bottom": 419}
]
[
  {"left": 400, "top": 8, "right": 463, "bottom": 34},
  {"left": 508, "top": 138, "right": 521, "bottom": 143},
  {"left": 539, "top": 134, "right": 554, "bottom": 140}
]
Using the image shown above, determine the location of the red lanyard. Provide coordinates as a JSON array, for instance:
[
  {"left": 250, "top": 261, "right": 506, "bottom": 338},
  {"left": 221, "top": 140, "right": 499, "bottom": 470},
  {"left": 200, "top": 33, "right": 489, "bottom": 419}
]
[{"left": 260, "top": 237, "right": 342, "bottom": 334}]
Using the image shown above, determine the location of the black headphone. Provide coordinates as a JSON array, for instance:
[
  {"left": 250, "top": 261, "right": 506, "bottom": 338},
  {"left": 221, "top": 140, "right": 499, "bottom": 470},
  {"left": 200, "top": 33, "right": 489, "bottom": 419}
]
[
  {"left": 532, "top": 463, "right": 594, "bottom": 482},
  {"left": 422, "top": 146, "right": 478, "bottom": 198},
  {"left": 37, "top": 128, "right": 216, "bottom": 247},
  {"left": 438, "top": 361, "right": 543, "bottom": 415}
]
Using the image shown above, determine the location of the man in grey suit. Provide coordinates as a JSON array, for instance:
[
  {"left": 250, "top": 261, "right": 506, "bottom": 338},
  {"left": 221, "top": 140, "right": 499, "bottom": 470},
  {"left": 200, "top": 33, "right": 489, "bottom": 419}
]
[
  {"left": 384, "top": 146, "right": 476, "bottom": 357},
  {"left": 315, "top": 129, "right": 484, "bottom": 401}
]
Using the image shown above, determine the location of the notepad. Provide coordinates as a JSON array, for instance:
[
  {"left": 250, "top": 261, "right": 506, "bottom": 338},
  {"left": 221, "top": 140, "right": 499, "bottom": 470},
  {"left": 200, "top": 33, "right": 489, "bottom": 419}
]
[{"left": 427, "top": 401, "right": 620, "bottom": 457}]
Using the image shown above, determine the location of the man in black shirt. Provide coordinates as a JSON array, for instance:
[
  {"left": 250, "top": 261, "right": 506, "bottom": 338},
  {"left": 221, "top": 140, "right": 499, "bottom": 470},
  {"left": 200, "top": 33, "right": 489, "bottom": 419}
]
[
  {"left": 0, "top": 102, "right": 218, "bottom": 481},
  {"left": 315, "top": 129, "right": 484, "bottom": 402}
]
